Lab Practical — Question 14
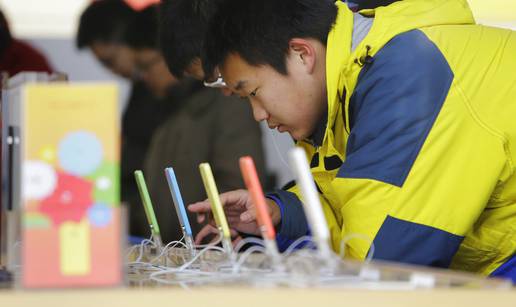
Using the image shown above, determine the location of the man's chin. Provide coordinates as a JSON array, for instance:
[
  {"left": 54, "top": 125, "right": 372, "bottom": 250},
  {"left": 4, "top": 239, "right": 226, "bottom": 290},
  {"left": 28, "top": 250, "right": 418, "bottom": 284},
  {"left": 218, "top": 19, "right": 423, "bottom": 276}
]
[
  {"left": 271, "top": 126, "right": 307, "bottom": 141},
  {"left": 288, "top": 130, "right": 305, "bottom": 142}
]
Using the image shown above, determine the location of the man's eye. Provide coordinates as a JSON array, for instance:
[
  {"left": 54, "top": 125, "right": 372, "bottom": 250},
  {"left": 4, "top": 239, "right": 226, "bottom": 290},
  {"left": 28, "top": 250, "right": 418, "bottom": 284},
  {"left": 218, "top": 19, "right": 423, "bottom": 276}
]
[{"left": 250, "top": 89, "right": 258, "bottom": 97}]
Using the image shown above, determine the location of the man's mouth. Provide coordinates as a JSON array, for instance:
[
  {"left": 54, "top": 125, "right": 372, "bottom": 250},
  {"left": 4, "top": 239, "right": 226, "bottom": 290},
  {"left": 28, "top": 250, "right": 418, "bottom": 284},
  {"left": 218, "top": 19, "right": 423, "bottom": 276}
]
[
  {"left": 268, "top": 121, "right": 288, "bottom": 133},
  {"left": 271, "top": 125, "right": 286, "bottom": 133}
]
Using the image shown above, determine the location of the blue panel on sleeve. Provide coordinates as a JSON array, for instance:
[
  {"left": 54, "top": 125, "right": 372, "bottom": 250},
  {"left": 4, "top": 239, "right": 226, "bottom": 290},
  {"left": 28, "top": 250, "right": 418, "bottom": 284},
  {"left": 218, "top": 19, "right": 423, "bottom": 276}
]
[
  {"left": 338, "top": 29, "right": 454, "bottom": 187},
  {"left": 371, "top": 215, "right": 464, "bottom": 268},
  {"left": 266, "top": 189, "right": 309, "bottom": 239},
  {"left": 490, "top": 253, "right": 516, "bottom": 284}
]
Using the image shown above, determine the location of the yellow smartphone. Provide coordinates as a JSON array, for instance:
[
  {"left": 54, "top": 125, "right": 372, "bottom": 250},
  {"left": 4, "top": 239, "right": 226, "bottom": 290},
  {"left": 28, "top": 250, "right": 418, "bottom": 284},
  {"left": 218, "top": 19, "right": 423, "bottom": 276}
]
[{"left": 198, "top": 163, "right": 231, "bottom": 246}]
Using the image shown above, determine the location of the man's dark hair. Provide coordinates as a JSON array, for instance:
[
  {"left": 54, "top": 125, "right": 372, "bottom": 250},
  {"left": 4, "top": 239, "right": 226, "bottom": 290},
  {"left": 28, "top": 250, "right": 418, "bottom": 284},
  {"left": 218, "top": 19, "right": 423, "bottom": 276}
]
[
  {"left": 76, "top": 0, "right": 135, "bottom": 49},
  {"left": 159, "top": 0, "right": 223, "bottom": 78},
  {"left": 125, "top": 5, "right": 159, "bottom": 50},
  {"left": 348, "top": 0, "right": 400, "bottom": 11},
  {"left": 202, "top": 0, "right": 338, "bottom": 77}
]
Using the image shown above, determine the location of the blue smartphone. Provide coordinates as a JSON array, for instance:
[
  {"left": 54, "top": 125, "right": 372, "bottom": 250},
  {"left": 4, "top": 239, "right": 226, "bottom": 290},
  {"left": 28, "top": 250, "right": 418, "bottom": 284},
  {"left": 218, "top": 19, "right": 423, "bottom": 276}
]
[{"left": 164, "top": 167, "right": 194, "bottom": 248}]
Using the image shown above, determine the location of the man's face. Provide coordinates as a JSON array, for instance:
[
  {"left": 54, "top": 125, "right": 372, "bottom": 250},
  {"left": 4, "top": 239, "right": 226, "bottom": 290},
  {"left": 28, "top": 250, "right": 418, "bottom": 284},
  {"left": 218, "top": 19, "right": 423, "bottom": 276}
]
[
  {"left": 220, "top": 51, "right": 327, "bottom": 141},
  {"left": 134, "top": 48, "right": 178, "bottom": 98},
  {"left": 90, "top": 42, "right": 136, "bottom": 79}
]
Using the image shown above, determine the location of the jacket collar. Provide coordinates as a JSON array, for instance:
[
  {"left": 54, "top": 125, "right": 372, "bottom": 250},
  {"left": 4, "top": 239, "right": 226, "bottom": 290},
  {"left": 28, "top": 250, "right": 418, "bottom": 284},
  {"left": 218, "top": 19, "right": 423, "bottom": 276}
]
[{"left": 307, "top": 110, "right": 328, "bottom": 147}]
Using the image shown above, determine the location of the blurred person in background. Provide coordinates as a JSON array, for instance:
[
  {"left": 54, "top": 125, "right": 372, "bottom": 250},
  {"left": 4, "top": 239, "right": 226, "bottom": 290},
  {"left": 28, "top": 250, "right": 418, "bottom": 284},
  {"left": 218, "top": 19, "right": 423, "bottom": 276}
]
[
  {"left": 76, "top": 0, "right": 177, "bottom": 240},
  {"left": 122, "top": 5, "right": 266, "bottom": 242},
  {"left": 159, "top": 0, "right": 224, "bottom": 86},
  {"left": 0, "top": 9, "right": 52, "bottom": 76},
  {"left": 0, "top": 9, "right": 53, "bottom": 246}
]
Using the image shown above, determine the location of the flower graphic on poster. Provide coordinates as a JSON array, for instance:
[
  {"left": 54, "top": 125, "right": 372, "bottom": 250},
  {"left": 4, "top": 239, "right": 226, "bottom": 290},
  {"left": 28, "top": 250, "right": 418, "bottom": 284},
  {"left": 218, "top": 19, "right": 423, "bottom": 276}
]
[
  {"left": 87, "top": 204, "right": 113, "bottom": 227},
  {"left": 86, "top": 162, "right": 119, "bottom": 205},
  {"left": 58, "top": 131, "right": 103, "bottom": 177},
  {"left": 39, "top": 144, "right": 56, "bottom": 164},
  {"left": 39, "top": 172, "right": 93, "bottom": 226},
  {"left": 23, "top": 160, "right": 58, "bottom": 200},
  {"left": 24, "top": 212, "right": 52, "bottom": 228}
]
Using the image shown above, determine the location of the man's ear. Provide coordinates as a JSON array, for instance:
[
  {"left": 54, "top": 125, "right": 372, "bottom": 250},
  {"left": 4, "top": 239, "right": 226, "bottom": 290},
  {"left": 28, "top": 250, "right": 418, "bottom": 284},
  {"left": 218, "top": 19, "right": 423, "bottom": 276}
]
[{"left": 289, "top": 38, "right": 317, "bottom": 74}]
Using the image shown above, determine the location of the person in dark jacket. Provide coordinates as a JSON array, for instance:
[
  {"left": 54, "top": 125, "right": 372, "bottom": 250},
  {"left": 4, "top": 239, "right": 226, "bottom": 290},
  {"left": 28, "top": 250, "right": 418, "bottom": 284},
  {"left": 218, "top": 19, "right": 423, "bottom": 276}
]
[
  {"left": 76, "top": 0, "right": 177, "bottom": 239},
  {"left": 123, "top": 6, "right": 267, "bottom": 242},
  {"left": 0, "top": 10, "right": 52, "bottom": 76}
]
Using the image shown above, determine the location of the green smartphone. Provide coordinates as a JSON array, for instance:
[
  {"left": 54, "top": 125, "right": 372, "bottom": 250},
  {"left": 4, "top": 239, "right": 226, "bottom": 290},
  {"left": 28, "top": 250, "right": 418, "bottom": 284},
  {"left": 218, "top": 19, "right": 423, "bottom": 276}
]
[{"left": 134, "top": 170, "right": 162, "bottom": 248}]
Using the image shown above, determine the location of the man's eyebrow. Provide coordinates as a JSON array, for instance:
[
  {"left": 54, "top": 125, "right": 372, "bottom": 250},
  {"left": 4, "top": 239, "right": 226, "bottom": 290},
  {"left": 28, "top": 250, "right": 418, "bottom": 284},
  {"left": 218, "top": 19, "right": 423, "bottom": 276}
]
[{"left": 234, "top": 80, "right": 247, "bottom": 91}]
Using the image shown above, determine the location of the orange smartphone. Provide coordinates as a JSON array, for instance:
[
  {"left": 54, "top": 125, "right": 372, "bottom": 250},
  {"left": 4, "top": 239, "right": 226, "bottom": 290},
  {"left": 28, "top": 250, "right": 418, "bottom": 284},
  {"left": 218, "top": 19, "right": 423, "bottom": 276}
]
[{"left": 239, "top": 156, "right": 276, "bottom": 240}]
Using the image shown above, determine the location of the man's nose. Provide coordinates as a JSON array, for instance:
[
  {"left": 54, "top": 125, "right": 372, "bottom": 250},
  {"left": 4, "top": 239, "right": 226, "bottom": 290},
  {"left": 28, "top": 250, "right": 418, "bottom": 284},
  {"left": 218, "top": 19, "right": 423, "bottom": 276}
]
[{"left": 250, "top": 99, "right": 268, "bottom": 122}]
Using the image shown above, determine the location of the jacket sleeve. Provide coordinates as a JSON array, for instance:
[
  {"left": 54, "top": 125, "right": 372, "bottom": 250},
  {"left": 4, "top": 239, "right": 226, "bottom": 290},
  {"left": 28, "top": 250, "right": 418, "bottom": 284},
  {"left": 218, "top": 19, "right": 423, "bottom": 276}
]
[
  {"left": 333, "top": 30, "right": 508, "bottom": 267},
  {"left": 266, "top": 190, "right": 311, "bottom": 252},
  {"left": 267, "top": 180, "right": 343, "bottom": 252}
]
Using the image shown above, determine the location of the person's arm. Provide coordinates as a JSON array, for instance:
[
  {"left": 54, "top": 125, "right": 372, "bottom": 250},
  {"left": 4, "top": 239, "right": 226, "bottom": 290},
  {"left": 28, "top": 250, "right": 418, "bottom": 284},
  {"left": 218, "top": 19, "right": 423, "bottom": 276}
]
[
  {"left": 332, "top": 29, "right": 504, "bottom": 267},
  {"left": 188, "top": 186, "right": 313, "bottom": 250},
  {"left": 266, "top": 188, "right": 311, "bottom": 252},
  {"left": 189, "top": 189, "right": 280, "bottom": 243},
  {"left": 188, "top": 181, "right": 341, "bottom": 251}
]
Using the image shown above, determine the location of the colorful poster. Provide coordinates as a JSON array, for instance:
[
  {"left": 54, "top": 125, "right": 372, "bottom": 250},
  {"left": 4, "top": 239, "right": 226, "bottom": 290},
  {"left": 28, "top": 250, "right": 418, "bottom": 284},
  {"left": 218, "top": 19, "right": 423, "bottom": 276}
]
[{"left": 21, "top": 83, "right": 121, "bottom": 288}]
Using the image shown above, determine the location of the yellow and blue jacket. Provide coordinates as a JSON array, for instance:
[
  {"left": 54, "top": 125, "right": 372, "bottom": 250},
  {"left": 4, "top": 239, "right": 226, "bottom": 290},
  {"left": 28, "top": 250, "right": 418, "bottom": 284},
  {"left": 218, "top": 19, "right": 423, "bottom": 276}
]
[{"left": 269, "top": 0, "right": 516, "bottom": 281}]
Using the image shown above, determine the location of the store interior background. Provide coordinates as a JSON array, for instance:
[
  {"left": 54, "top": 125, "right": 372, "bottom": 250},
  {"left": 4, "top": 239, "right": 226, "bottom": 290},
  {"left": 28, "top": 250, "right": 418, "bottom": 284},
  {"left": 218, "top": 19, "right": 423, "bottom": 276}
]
[{"left": 0, "top": 0, "right": 514, "bottom": 187}]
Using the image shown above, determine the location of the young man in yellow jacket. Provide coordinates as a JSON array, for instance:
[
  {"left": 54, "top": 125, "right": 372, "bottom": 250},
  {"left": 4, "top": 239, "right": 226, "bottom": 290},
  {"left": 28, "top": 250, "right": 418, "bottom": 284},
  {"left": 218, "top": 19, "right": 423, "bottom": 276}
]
[{"left": 189, "top": 0, "right": 516, "bottom": 282}]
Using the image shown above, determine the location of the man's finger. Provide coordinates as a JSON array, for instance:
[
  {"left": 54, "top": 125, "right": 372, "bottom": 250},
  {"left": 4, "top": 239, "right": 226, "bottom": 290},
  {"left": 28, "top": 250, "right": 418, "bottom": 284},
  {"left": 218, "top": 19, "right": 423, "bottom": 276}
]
[
  {"left": 209, "top": 233, "right": 222, "bottom": 244},
  {"left": 230, "top": 228, "right": 239, "bottom": 238},
  {"left": 188, "top": 200, "right": 212, "bottom": 213},
  {"left": 232, "top": 236, "right": 243, "bottom": 246},
  {"left": 195, "top": 224, "right": 218, "bottom": 245},
  {"left": 240, "top": 208, "right": 257, "bottom": 223},
  {"left": 218, "top": 189, "right": 247, "bottom": 208},
  {"left": 197, "top": 213, "right": 205, "bottom": 224},
  {"left": 227, "top": 216, "right": 241, "bottom": 224}
]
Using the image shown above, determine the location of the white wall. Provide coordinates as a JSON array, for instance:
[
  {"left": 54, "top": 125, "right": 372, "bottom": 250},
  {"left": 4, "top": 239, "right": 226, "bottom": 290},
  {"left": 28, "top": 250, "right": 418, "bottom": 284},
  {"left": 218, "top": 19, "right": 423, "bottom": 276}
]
[
  {"left": 259, "top": 124, "right": 295, "bottom": 187},
  {"left": 0, "top": 0, "right": 90, "bottom": 38},
  {"left": 27, "top": 38, "right": 131, "bottom": 114}
]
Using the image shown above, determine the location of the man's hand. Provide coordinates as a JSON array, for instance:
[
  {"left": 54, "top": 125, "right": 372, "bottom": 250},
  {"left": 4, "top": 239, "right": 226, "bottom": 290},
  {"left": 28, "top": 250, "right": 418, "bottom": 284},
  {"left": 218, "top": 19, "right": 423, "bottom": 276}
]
[
  {"left": 195, "top": 224, "right": 243, "bottom": 246},
  {"left": 188, "top": 189, "right": 281, "bottom": 244}
]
